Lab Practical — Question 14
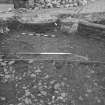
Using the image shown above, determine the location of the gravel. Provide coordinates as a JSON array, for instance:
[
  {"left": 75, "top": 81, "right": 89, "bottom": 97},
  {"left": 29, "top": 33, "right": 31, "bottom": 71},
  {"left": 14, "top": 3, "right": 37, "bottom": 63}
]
[
  {"left": 30, "top": 0, "right": 95, "bottom": 9},
  {"left": 0, "top": 60, "right": 105, "bottom": 105}
]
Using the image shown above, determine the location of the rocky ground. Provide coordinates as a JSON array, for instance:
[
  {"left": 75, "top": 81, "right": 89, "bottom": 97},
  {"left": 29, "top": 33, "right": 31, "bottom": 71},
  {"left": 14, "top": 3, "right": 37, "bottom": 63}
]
[
  {"left": 2, "top": 29, "right": 105, "bottom": 103},
  {"left": 0, "top": 60, "right": 105, "bottom": 105}
]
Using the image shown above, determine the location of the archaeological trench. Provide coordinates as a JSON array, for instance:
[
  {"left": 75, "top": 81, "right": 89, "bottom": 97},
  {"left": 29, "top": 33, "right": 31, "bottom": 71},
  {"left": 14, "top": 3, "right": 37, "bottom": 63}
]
[{"left": 0, "top": 7, "right": 105, "bottom": 105}]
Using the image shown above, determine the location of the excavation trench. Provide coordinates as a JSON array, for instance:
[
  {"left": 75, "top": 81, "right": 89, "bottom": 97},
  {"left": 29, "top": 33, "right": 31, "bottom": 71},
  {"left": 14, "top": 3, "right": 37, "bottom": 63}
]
[{"left": 0, "top": 10, "right": 105, "bottom": 105}]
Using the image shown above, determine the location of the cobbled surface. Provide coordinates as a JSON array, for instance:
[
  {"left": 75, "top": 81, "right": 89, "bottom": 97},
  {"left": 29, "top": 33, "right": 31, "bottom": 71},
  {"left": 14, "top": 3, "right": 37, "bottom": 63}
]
[{"left": 0, "top": 60, "right": 105, "bottom": 105}]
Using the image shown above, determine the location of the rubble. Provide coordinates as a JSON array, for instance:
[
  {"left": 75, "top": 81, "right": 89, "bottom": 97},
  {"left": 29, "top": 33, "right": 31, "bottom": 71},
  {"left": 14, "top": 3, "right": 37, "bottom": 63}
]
[
  {"left": 0, "top": 60, "right": 105, "bottom": 105},
  {"left": 32, "top": 0, "right": 94, "bottom": 9}
]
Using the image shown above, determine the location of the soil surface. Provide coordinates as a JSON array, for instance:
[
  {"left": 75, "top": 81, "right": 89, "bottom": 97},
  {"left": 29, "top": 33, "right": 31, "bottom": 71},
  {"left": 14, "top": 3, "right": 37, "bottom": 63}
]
[{"left": 0, "top": 25, "right": 105, "bottom": 62}]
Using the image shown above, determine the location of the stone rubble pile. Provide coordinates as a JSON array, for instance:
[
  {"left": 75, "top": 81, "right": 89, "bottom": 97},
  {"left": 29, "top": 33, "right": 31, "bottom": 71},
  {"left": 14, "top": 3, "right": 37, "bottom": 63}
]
[{"left": 32, "top": 0, "right": 95, "bottom": 9}]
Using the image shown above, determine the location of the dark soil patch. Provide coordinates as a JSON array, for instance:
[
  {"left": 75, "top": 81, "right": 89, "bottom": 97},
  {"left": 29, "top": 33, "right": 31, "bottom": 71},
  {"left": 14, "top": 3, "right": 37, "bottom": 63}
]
[{"left": 1, "top": 27, "right": 105, "bottom": 61}]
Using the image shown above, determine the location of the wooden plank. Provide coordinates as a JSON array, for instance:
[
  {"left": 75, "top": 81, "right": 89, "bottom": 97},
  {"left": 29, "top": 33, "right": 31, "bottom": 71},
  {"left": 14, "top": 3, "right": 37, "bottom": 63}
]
[
  {"left": 60, "top": 16, "right": 105, "bottom": 30},
  {"left": 79, "top": 19, "right": 105, "bottom": 30}
]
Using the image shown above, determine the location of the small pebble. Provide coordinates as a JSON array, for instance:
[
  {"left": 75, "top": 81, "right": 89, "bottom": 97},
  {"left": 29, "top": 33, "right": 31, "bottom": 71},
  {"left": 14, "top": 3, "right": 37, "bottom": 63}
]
[
  {"left": 36, "top": 33, "right": 41, "bottom": 36},
  {"left": 90, "top": 70, "right": 95, "bottom": 74},
  {"left": 8, "top": 8, "right": 12, "bottom": 11},
  {"left": 17, "top": 103, "right": 23, "bottom": 105},
  {"left": 85, "top": 93, "right": 89, "bottom": 97},
  {"left": 35, "top": 68, "right": 41, "bottom": 73},
  {"left": 34, "top": 66, "right": 37, "bottom": 69},
  {"left": 24, "top": 97, "right": 32, "bottom": 104},
  {"left": 51, "top": 35, "right": 56, "bottom": 37},
  {"left": 97, "top": 99, "right": 101, "bottom": 103},
  {"left": 40, "top": 100, "right": 44, "bottom": 103},
  {"left": 44, "top": 74, "right": 49, "bottom": 79},
  {"left": 44, "top": 34, "right": 48, "bottom": 37},
  {"left": 38, "top": 82, "right": 42, "bottom": 86},
  {"left": 18, "top": 76, "right": 22, "bottom": 80},
  {"left": 78, "top": 96, "right": 84, "bottom": 101},
  {"left": 63, "top": 77, "right": 68, "bottom": 81},
  {"left": 61, "top": 92, "right": 66, "bottom": 97},
  {"left": 0, "top": 97, "right": 6, "bottom": 101},
  {"left": 54, "top": 83, "right": 60, "bottom": 89},
  {"left": 65, "top": 4, "right": 70, "bottom": 8},
  {"left": 40, "top": 91, "right": 47, "bottom": 96},
  {"left": 28, "top": 59, "right": 34, "bottom": 64},
  {"left": 0, "top": 74, "right": 4, "bottom": 76},
  {"left": 8, "top": 60, "right": 15, "bottom": 65},
  {"left": 54, "top": 90, "right": 59, "bottom": 93},
  {"left": 21, "top": 33, "right": 27, "bottom": 35},
  {"left": 5, "top": 27, "right": 10, "bottom": 32},
  {"left": 57, "top": 96, "right": 63, "bottom": 100},
  {"left": 28, "top": 33, "right": 34, "bottom": 36},
  {"left": 61, "top": 82, "right": 65, "bottom": 86},
  {"left": 54, "top": 23, "right": 58, "bottom": 26},
  {"left": 22, "top": 86, "right": 27, "bottom": 89},
  {"left": 30, "top": 73, "right": 36, "bottom": 77},
  {"left": 40, "top": 33, "right": 44, "bottom": 36},
  {"left": 1, "top": 62, "right": 7, "bottom": 66},
  {"left": 25, "top": 90, "right": 31, "bottom": 96},
  {"left": 38, "top": 93, "right": 42, "bottom": 96},
  {"left": 87, "top": 89, "right": 92, "bottom": 93},
  {"left": 94, "top": 82, "right": 98, "bottom": 86},
  {"left": 0, "top": 59, "right": 3, "bottom": 62},
  {"left": 50, "top": 80, "right": 56, "bottom": 84},
  {"left": 5, "top": 74, "right": 10, "bottom": 79},
  {"left": 39, "top": 65, "right": 44, "bottom": 69},
  {"left": 52, "top": 96, "right": 55, "bottom": 102},
  {"left": 86, "top": 75, "right": 91, "bottom": 78},
  {"left": 70, "top": 47, "right": 73, "bottom": 49}
]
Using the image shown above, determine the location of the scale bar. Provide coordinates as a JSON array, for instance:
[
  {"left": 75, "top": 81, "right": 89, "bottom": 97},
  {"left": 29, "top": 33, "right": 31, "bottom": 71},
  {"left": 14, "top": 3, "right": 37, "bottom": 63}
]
[
  {"left": 17, "top": 52, "right": 73, "bottom": 55},
  {"left": 17, "top": 52, "right": 89, "bottom": 60}
]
